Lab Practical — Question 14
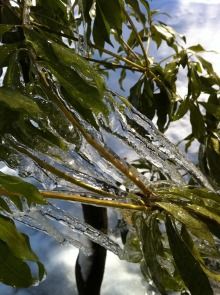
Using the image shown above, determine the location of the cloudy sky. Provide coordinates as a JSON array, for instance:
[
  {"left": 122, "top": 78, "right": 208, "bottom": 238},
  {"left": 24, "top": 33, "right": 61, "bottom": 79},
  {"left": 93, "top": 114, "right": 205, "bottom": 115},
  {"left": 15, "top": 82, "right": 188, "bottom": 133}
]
[{"left": 1, "top": 1, "right": 220, "bottom": 295}]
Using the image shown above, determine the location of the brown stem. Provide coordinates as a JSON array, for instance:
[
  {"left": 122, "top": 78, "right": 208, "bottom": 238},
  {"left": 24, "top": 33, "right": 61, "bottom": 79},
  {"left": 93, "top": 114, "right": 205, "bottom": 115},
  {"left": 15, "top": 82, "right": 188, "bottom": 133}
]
[{"left": 35, "top": 65, "right": 155, "bottom": 199}]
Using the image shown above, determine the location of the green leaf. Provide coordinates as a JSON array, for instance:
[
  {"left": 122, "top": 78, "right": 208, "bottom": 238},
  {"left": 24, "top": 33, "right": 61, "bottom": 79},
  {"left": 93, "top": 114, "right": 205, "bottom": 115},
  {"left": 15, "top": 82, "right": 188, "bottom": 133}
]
[
  {"left": 31, "top": 0, "right": 70, "bottom": 33},
  {"left": 93, "top": 0, "right": 123, "bottom": 48},
  {"left": 0, "top": 88, "right": 41, "bottom": 116},
  {"left": 172, "top": 98, "right": 189, "bottom": 121},
  {"left": 197, "top": 56, "right": 215, "bottom": 75},
  {"left": 0, "top": 240, "right": 33, "bottom": 287},
  {"left": 180, "top": 225, "right": 220, "bottom": 286},
  {"left": 187, "top": 63, "right": 202, "bottom": 99},
  {"left": 26, "top": 29, "right": 107, "bottom": 115},
  {"left": 128, "top": 78, "right": 144, "bottom": 109},
  {"left": 97, "top": 0, "right": 123, "bottom": 34},
  {"left": 190, "top": 188, "right": 220, "bottom": 204},
  {"left": 0, "top": 172, "right": 46, "bottom": 205},
  {"left": 46, "top": 61, "right": 107, "bottom": 115},
  {"left": 0, "top": 43, "right": 19, "bottom": 67},
  {"left": 122, "top": 230, "right": 142, "bottom": 263},
  {"left": 166, "top": 216, "right": 213, "bottom": 295},
  {"left": 188, "top": 44, "right": 205, "bottom": 52},
  {"left": 0, "top": 197, "right": 11, "bottom": 212},
  {"left": 50, "top": 41, "right": 105, "bottom": 99},
  {"left": 205, "top": 136, "right": 220, "bottom": 186},
  {"left": 151, "top": 23, "right": 178, "bottom": 52},
  {"left": 0, "top": 24, "right": 14, "bottom": 36},
  {"left": 201, "top": 102, "right": 220, "bottom": 120},
  {"left": 140, "top": 213, "right": 183, "bottom": 294},
  {"left": 187, "top": 204, "right": 220, "bottom": 224},
  {"left": 3, "top": 51, "right": 23, "bottom": 88},
  {"left": 125, "top": 0, "right": 146, "bottom": 24},
  {"left": 0, "top": 216, "right": 37, "bottom": 261},
  {"left": 190, "top": 103, "right": 205, "bottom": 140},
  {"left": 156, "top": 202, "right": 214, "bottom": 245}
]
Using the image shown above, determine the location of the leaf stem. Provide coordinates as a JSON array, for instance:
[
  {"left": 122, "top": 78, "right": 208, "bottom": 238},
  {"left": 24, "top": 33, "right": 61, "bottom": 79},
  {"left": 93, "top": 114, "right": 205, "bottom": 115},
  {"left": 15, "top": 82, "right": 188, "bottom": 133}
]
[
  {"left": 41, "top": 191, "right": 146, "bottom": 211},
  {"left": 84, "top": 57, "right": 143, "bottom": 72},
  {"left": 121, "top": 5, "right": 149, "bottom": 66},
  {"left": 117, "top": 35, "right": 141, "bottom": 62}
]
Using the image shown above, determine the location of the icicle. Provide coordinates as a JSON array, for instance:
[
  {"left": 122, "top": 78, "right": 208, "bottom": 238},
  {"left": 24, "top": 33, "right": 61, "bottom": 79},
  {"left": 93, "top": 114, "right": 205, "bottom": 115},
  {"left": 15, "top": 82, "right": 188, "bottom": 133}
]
[
  {"left": 78, "top": 0, "right": 89, "bottom": 57},
  {"left": 124, "top": 105, "right": 213, "bottom": 190},
  {"left": 6, "top": 202, "right": 123, "bottom": 257},
  {"left": 39, "top": 203, "right": 123, "bottom": 256}
]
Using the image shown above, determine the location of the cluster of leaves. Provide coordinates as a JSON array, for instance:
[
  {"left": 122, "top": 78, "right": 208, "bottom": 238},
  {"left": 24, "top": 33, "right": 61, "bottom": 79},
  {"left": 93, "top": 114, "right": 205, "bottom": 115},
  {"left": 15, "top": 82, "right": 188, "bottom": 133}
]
[
  {"left": 125, "top": 186, "right": 220, "bottom": 295},
  {"left": 0, "top": 172, "right": 46, "bottom": 287},
  {"left": 79, "top": 0, "right": 220, "bottom": 188},
  {"left": 0, "top": 1, "right": 220, "bottom": 294}
]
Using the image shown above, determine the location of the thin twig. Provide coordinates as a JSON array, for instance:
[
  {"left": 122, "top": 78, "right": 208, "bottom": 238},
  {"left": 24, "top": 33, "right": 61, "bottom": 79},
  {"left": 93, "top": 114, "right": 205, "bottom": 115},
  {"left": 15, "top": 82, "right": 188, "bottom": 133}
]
[
  {"left": 121, "top": 5, "right": 149, "bottom": 66},
  {"left": 41, "top": 191, "right": 146, "bottom": 211},
  {"left": 118, "top": 35, "right": 141, "bottom": 62},
  {"left": 85, "top": 57, "right": 142, "bottom": 72}
]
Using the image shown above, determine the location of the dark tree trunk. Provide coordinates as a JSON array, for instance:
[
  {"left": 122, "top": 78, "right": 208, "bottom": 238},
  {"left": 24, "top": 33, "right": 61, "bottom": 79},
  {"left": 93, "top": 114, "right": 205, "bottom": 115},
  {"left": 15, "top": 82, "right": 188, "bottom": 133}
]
[{"left": 75, "top": 205, "right": 107, "bottom": 295}]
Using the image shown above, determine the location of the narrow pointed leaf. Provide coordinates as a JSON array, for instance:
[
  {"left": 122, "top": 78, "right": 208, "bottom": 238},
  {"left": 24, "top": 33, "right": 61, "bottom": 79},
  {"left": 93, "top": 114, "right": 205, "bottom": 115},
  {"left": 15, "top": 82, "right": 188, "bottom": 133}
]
[
  {"left": 166, "top": 216, "right": 213, "bottom": 295},
  {"left": 156, "top": 202, "right": 214, "bottom": 245}
]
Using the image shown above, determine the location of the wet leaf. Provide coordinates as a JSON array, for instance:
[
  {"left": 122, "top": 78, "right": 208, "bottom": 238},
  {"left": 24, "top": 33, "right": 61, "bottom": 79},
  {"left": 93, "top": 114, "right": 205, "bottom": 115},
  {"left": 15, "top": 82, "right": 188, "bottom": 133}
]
[
  {"left": 0, "top": 172, "right": 46, "bottom": 205},
  {"left": 187, "top": 204, "right": 220, "bottom": 225},
  {"left": 0, "top": 43, "right": 20, "bottom": 67},
  {"left": 190, "top": 103, "right": 205, "bottom": 140},
  {"left": 3, "top": 51, "right": 23, "bottom": 88},
  {"left": 46, "top": 60, "right": 107, "bottom": 115},
  {"left": 0, "top": 24, "right": 14, "bottom": 36},
  {"left": 140, "top": 213, "right": 183, "bottom": 294},
  {"left": 51, "top": 41, "right": 105, "bottom": 99},
  {"left": 0, "top": 88, "right": 41, "bottom": 116},
  {"left": 166, "top": 216, "right": 213, "bottom": 295},
  {"left": 188, "top": 44, "right": 205, "bottom": 52},
  {"left": 0, "top": 240, "right": 33, "bottom": 288},
  {"left": 0, "top": 216, "right": 37, "bottom": 260},
  {"left": 172, "top": 98, "right": 189, "bottom": 121},
  {"left": 156, "top": 202, "right": 214, "bottom": 245}
]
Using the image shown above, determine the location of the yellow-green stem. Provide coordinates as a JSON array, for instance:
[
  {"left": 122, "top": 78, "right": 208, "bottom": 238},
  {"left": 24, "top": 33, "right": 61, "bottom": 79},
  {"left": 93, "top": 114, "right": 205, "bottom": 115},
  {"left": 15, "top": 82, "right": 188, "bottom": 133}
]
[
  {"left": 122, "top": 5, "right": 149, "bottom": 66},
  {"left": 41, "top": 190, "right": 146, "bottom": 211}
]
